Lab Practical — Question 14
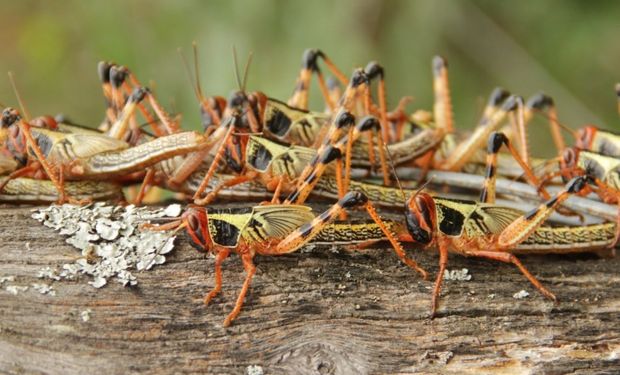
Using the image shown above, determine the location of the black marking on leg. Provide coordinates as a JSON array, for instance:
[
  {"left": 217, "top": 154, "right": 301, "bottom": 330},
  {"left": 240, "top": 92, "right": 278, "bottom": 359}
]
[
  {"left": 286, "top": 190, "right": 300, "bottom": 203},
  {"left": 525, "top": 207, "right": 539, "bottom": 221},
  {"left": 488, "top": 87, "right": 510, "bottom": 107},
  {"left": 501, "top": 95, "right": 518, "bottom": 112},
  {"left": 545, "top": 196, "right": 559, "bottom": 208},
  {"left": 109, "top": 66, "right": 127, "bottom": 89},
  {"left": 364, "top": 62, "right": 384, "bottom": 80},
  {"left": 302, "top": 49, "right": 324, "bottom": 71},
  {"left": 306, "top": 171, "right": 318, "bottom": 185},
  {"left": 487, "top": 132, "right": 508, "bottom": 153},
  {"left": 350, "top": 69, "right": 369, "bottom": 87},
  {"left": 566, "top": 176, "right": 590, "bottom": 193},
  {"left": 357, "top": 116, "right": 380, "bottom": 132},
  {"left": 98, "top": 61, "right": 112, "bottom": 83},
  {"left": 334, "top": 111, "right": 355, "bottom": 129},
  {"left": 479, "top": 189, "right": 489, "bottom": 203},
  {"left": 319, "top": 146, "right": 342, "bottom": 164},
  {"left": 298, "top": 223, "right": 314, "bottom": 239},
  {"left": 339, "top": 191, "right": 368, "bottom": 209},
  {"left": 432, "top": 56, "right": 447, "bottom": 76},
  {"left": 319, "top": 209, "right": 336, "bottom": 224},
  {"left": 526, "top": 92, "right": 554, "bottom": 110},
  {"left": 129, "top": 87, "right": 148, "bottom": 103},
  {"left": 485, "top": 165, "right": 496, "bottom": 179}
]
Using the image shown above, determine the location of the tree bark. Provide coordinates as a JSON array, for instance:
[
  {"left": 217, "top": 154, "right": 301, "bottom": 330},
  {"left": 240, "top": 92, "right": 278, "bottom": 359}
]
[{"left": 0, "top": 207, "right": 619, "bottom": 374}]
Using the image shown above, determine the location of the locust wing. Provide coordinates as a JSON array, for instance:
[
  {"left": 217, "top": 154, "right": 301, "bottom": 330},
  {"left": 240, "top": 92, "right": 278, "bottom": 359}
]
[
  {"left": 242, "top": 205, "right": 315, "bottom": 244},
  {"left": 32, "top": 128, "right": 129, "bottom": 163},
  {"left": 466, "top": 204, "right": 524, "bottom": 237}
]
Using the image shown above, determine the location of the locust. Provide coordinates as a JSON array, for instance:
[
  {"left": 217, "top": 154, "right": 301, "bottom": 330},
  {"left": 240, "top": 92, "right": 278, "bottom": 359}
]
[
  {"left": 165, "top": 174, "right": 617, "bottom": 323},
  {"left": 169, "top": 131, "right": 413, "bottom": 208},
  {"left": 147, "top": 191, "right": 424, "bottom": 326},
  {"left": 0, "top": 107, "right": 214, "bottom": 203},
  {"left": 405, "top": 173, "right": 605, "bottom": 316}
]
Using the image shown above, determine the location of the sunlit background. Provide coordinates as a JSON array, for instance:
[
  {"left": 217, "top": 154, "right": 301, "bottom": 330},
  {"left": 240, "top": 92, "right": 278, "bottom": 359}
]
[{"left": 1, "top": 0, "right": 618, "bottom": 154}]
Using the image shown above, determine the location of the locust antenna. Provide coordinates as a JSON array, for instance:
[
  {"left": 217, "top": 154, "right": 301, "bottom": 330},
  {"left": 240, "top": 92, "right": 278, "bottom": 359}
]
[
  {"left": 178, "top": 47, "right": 202, "bottom": 103},
  {"left": 412, "top": 176, "right": 434, "bottom": 200},
  {"left": 8, "top": 72, "right": 31, "bottom": 121},
  {"left": 192, "top": 42, "right": 204, "bottom": 101},
  {"left": 232, "top": 46, "right": 254, "bottom": 94},
  {"left": 232, "top": 46, "right": 242, "bottom": 92},
  {"left": 534, "top": 111, "right": 578, "bottom": 139}
]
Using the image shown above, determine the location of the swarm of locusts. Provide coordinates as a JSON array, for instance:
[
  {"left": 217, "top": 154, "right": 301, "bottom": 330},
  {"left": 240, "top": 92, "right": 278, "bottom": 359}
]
[{"left": 1, "top": 46, "right": 619, "bottom": 327}]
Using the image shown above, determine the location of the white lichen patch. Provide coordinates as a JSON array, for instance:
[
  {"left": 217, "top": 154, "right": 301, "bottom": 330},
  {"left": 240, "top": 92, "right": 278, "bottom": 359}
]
[
  {"left": 513, "top": 290, "right": 530, "bottom": 299},
  {"left": 32, "top": 283, "right": 56, "bottom": 296},
  {"left": 0, "top": 276, "right": 15, "bottom": 284},
  {"left": 6, "top": 285, "right": 29, "bottom": 295},
  {"left": 32, "top": 203, "right": 180, "bottom": 288},
  {"left": 37, "top": 267, "right": 60, "bottom": 281},
  {"left": 80, "top": 309, "right": 92, "bottom": 322},
  {"left": 246, "top": 365, "right": 264, "bottom": 375},
  {"left": 443, "top": 268, "right": 472, "bottom": 281}
]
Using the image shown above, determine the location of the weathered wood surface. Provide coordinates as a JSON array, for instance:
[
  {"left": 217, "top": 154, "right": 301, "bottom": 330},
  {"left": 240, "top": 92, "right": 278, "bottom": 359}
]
[{"left": 0, "top": 206, "right": 619, "bottom": 374}]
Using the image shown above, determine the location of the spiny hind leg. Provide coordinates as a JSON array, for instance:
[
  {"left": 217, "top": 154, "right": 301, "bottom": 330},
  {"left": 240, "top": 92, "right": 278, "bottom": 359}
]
[
  {"left": 465, "top": 249, "right": 556, "bottom": 301},
  {"left": 275, "top": 192, "right": 427, "bottom": 278}
]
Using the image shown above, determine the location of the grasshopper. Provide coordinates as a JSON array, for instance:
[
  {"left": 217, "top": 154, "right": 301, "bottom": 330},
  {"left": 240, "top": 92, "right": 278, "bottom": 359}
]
[
  {"left": 148, "top": 191, "right": 424, "bottom": 326},
  {"left": 404, "top": 174, "right": 607, "bottom": 317},
  {"left": 0, "top": 107, "right": 214, "bottom": 203}
]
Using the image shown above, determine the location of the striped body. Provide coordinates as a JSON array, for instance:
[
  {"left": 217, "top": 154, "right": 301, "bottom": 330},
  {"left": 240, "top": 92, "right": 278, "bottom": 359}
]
[
  {"left": 73, "top": 131, "right": 208, "bottom": 178},
  {"left": 0, "top": 177, "right": 122, "bottom": 203}
]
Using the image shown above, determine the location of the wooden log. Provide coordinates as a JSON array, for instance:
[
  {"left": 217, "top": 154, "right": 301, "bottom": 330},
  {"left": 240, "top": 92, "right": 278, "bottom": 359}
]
[{"left": 0, "top": 206, "right": 619, "bottom": 374}]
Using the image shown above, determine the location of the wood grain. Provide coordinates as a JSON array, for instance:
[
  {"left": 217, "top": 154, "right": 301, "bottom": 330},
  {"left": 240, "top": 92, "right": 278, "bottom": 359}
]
[{"left": 0, "top": 206, "right": 619, "bottom": 374}]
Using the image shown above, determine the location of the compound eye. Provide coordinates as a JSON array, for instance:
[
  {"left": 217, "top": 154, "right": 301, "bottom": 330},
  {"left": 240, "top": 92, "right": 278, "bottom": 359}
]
[
  {"left": 562, "top": 148, "right": 576, "bottom": 167},
  {"left": 415, "top": 196, "right": 432, "bottom": 228},
  {"left": 577, "top": 126, "right": 595, "bottom": 149},
  {"left": 187, "top": 214, "right": 200, "bottom": 232}
]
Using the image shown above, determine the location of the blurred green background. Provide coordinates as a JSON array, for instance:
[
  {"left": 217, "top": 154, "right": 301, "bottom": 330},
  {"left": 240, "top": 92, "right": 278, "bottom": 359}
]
[{"left": 1, "top": 0, "right": 618, "bottom": 154}]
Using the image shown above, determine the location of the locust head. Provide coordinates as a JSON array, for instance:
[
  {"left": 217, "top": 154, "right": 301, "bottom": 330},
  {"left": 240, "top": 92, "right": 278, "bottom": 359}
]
[
  {"left": 559, "top": 148, "right": 587, "bottom": 183},
  {"left": 576, "top": 125, "right": 597, "bottom": 151},
  {"left": 405, "top": 192, "right": 437, "bottom": 246},
  {"left": 183, "top": 206, "right": 214, "bottom": 252}
]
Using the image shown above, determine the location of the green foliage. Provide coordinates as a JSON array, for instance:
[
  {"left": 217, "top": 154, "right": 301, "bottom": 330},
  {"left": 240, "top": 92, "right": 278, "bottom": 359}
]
[{"left": 1, "top": 0, "right": 618, "bottom": 156}]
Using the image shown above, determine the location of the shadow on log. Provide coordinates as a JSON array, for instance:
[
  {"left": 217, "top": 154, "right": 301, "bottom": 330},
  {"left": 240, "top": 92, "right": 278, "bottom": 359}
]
[{"left": 0, "top": 207, "right": 619, "bottom": 374}]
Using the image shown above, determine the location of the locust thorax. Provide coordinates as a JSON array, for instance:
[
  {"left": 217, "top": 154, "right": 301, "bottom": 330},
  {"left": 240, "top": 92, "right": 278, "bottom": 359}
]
[{"left": 405, "top": 193, "right": 436, "bottom": 245}]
